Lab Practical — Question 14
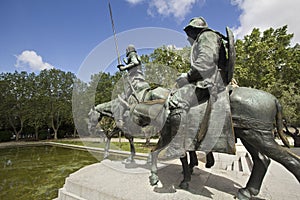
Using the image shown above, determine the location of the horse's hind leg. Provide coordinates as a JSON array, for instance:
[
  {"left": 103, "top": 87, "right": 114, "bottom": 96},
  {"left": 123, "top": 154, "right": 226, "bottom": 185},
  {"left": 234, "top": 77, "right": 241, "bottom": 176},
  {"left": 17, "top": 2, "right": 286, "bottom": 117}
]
[{"left": 238, "top": 138, "right": 270, "bottom": 199}]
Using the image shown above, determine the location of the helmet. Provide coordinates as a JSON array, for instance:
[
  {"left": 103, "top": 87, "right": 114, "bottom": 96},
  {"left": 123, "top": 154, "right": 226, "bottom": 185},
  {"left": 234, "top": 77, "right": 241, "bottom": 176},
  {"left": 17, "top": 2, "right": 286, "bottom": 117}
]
[
  {"left": 184, "top": 17, "right": 208, "bottom": 40},
  {"left": 126, "top": 44, "right": 136, "bottom": 56},
  {"left": 184, "top": 17, "right": 208, "bottom": 32}
]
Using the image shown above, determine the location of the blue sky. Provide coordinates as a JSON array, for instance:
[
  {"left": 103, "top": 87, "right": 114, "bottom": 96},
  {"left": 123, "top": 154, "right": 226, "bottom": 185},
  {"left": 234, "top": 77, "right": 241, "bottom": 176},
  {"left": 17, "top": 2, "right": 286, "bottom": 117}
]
[{"left": 0, "top": 0, "right": 299, "bottom": 77}]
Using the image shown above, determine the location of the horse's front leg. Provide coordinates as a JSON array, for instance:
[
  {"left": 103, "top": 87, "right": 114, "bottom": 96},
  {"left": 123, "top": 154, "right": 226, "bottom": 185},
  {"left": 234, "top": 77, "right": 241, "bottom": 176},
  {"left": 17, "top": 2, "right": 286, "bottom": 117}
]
[
  {"left": 123, "top": 134, "right": 136, "bottom": 163},
  {"left": 104, "top": 137, "right": 111, "bottom": 159},
  {"left": 103, "top": 127, "right": 118, "bottom": 160}
]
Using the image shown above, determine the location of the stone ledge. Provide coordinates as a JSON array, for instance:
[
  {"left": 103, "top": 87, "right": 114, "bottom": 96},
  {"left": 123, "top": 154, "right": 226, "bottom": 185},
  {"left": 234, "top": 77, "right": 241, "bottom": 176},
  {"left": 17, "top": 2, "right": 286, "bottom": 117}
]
[
  {"left": 56, "top": 155, "right": 300, "bottom": 200},
  {"left": 57, "top": 159, "right": 243, "bottom": 200}
]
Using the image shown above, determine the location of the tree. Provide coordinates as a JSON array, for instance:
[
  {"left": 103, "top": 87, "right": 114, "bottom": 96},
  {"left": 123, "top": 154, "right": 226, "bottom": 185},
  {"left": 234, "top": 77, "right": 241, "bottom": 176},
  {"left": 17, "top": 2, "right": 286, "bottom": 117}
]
[
  {"left": 0, "top": 71, "right": 32, "bottom": 140},
  {"left": 94, "top": 72, "right": 114, "bottom": 104},
  {"left": 25, "top": 72, "right": 47, "bottom": 140},
  {"left": 72, "top": 77, "right": 90, "bottom": 137},
  {"left": 0, "top": 77, "right": 9, "bottom": 130},
  {"left": 234, "top": 26, "right": 300, "bottom": 125},
  {"left": 38, "top": 69, "right": 75, "bottom": 139},
  {"left": 142, "top": 46, "right": 190, "bottom": 88},
  {"left": 0, "top": 69, "right": 79, "bottom": 140}
]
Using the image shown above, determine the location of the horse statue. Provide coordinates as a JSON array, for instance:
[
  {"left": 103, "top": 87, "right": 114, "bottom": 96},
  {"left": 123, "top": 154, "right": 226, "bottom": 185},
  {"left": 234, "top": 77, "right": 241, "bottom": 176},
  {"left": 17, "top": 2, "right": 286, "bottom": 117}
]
[
  {"left": 88, "top": 100, "right": 157, "bottom": 162},
  {"left": 88, "top": 86, "right": 169, "bottom": 163}
]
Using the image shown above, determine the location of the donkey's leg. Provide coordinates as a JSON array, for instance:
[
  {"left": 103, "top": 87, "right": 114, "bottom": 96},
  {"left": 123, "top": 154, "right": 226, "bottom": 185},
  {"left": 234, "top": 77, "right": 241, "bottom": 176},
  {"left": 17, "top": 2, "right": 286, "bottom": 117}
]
[
  {"left": 179, "top": 153, "right": 190, "bottom": 190},
  {"left": 149, "top": 150, "right": 160, "bottom": 186},
  {"left": 205, "top": 151, "right": 215, "bottom": 168},
  {"left": 149, "top": 117, "right": 176, "bottom": 186},
  {"left": 149, "top": 129, "right": 169, "bottom": 187},
  {"left": 188, "top": 151, "right": 198, "bottom": 173},
  {"left": 243, "top": 129, "right": 300, "bottom": 183},
  {"left": 238, "top": 138, "right": 270, "bottom": 199},
  {"left": 237, "top": 128, "right": 300, "bottom": 200},
  {"left": 254, "top": 131, "right": 300, "bottom": 182}
]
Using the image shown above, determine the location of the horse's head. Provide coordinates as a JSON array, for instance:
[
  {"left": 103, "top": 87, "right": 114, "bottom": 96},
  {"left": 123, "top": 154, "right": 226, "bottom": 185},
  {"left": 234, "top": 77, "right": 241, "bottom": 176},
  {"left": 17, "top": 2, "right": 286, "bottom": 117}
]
[{"left": 87, "top": 107, "right": 101, "bottom": 134}]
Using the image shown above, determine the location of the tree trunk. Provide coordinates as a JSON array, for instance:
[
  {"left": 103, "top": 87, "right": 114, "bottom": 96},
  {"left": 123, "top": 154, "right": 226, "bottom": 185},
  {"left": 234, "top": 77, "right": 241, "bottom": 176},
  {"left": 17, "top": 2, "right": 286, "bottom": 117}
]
[
  {"left": 35, "top": 127, "right": 39, "bottom": 140},
  {"left": 53, "top": 129, "right": 58, "bottom": 140},
  {"left": 8, "top": 116, "right": 23, "bottom": 141},
  {"left": 51, "top": 113, "right": 60, "bottom": 140},
  {"left": 73, "top": 127, "right": 77, "bottom": 138}
]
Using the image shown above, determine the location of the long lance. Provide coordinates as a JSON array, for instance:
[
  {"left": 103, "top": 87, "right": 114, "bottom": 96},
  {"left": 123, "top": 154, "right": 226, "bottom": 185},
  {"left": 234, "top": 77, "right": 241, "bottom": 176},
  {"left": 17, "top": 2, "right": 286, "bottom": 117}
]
[
  {"left": 108, "top": 1, "right": 121, "bottom": 65},
  {"left": 108, "top": 1, "right": 128, "bottom": 102}
]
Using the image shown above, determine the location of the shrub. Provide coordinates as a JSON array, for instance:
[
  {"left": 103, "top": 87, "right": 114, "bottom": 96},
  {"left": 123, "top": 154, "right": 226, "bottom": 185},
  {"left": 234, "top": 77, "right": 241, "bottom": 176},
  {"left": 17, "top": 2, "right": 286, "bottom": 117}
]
[{"left": 0, "top": 130, "right": 13, "bottom": 142}]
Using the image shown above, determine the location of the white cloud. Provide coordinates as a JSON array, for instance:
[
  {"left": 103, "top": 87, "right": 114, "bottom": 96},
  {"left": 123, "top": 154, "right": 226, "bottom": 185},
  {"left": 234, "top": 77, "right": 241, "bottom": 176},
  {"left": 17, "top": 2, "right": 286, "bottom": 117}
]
[
  {"left": 148, "top": 0, "right": 200, "bottom": 22},
  {"left": 15, "top": 50, "right": 54, "bottom": 72},
  {"left": 126, "top": 0, "right": 204, "bottom": 22},
  {"left": 125, "top": 0, "right": 144, "bottom": 5},
  {"left": 231, "top": 0, "right": 300, "bottom": 44}
]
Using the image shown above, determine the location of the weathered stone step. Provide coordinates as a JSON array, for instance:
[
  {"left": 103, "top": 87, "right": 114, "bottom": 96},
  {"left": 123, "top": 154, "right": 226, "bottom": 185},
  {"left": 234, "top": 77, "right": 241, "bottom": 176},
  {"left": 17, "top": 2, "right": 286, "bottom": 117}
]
[
  {"left": 55, "top": 155, "right": 300, "bottom": 200},
  {"left": 58, "top": 188, "right": 86, "bottom": 200}
]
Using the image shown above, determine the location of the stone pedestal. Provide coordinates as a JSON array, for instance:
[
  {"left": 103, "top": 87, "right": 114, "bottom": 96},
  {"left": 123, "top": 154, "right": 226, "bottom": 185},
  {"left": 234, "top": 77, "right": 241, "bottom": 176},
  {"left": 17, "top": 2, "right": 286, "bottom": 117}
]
[
  {"left": 56, "top": 153, "right": 300, "bottom": 200},
  {"left": 56, "top": 159, "right": 244, "bottom": 200}
]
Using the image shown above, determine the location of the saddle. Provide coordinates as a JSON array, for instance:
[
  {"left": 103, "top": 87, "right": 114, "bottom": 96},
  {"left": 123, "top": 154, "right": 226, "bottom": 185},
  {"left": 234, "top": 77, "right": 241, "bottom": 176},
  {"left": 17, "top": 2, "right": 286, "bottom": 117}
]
[{"left": 130, "top": 98, "right": 168, "bottom": 127}]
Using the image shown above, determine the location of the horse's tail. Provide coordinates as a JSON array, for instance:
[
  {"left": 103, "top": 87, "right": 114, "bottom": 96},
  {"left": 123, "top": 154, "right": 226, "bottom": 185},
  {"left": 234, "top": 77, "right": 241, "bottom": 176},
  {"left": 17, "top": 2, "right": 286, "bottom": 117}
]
[{"left": 275, "top": 99, "right": 290, "bottom": 148}]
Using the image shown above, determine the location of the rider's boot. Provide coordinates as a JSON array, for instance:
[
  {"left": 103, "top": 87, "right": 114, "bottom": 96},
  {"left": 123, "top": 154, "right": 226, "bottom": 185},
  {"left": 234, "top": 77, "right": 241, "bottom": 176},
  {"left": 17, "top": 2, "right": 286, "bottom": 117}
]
[{"left": 158, "top": 109, "right": 187, "bottom": 160}]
